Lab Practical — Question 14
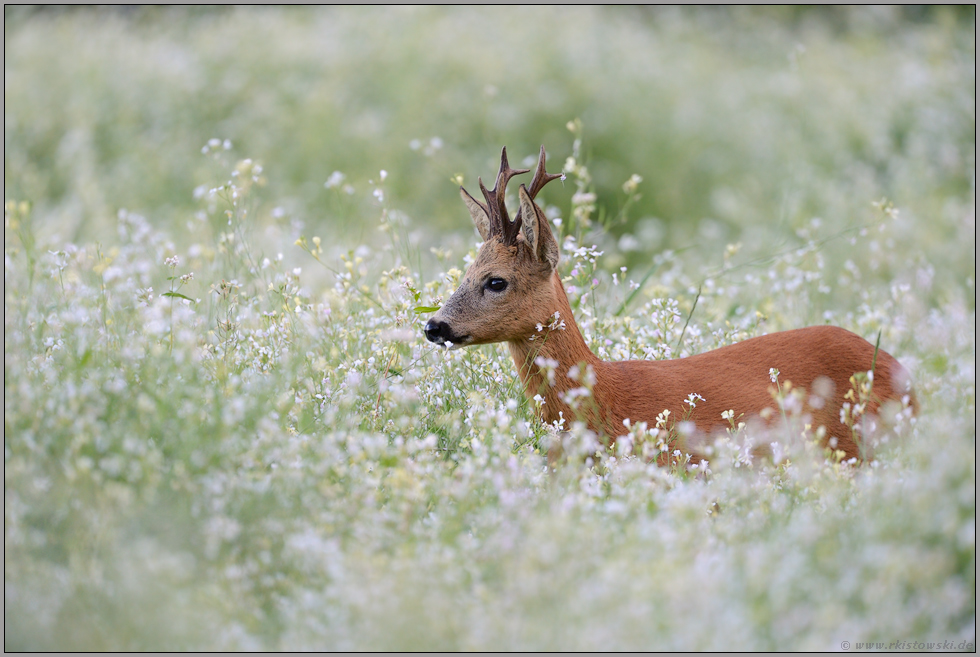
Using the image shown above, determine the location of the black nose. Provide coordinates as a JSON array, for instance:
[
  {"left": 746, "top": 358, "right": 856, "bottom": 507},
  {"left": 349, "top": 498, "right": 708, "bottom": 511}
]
[{"left": 424, "top": 319, "right": 450, "bottom": 344}]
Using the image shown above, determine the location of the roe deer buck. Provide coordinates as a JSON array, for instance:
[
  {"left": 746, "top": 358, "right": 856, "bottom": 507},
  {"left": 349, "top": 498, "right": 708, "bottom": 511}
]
[{"left": 424, "top": 146, "right": 916, "bottom": 463}]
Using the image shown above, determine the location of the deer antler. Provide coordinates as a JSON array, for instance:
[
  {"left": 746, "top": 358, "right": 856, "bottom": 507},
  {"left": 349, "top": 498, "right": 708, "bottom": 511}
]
[
  {"left": 460, "top": 146, "right": 560, "bottom": 245},
  {"left": 527, "top": 145, "right": 563, "bottom": 199},
  {"left": 514, "top": 145, "right": 562, "bottom": 227},
  {"left": 471, "top": 147, "right": 529, "bottom": 246}
]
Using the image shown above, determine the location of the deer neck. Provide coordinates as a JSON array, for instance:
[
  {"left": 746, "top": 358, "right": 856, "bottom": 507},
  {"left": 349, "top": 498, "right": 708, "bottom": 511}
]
[{"left": 507, "top": 271, "right": 602, "bottom": 429}]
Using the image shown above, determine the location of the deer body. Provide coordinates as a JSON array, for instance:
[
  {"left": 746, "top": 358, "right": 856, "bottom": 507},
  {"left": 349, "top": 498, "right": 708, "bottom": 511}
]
[
  {"left": 505, "top": 272, "right": 912, "bottom": 461},
  {"left": 425, "top": 147, "right": 915, "bottom": 462}
]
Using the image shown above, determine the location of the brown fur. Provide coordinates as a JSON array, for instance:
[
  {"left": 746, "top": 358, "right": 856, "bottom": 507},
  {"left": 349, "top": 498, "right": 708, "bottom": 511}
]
[{"left": 425, "top": 147, "right": 917, "bottom": 463}]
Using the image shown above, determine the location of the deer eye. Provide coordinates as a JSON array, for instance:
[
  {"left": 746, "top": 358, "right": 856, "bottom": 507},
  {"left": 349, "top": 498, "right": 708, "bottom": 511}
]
[{"left": 486, "top": 277, "right": 508, "bottom": 292}]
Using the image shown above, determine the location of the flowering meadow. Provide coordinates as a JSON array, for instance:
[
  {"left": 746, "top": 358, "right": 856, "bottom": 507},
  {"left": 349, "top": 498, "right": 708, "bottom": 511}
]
[{"left": 4, "top": 7, "right": 975, "bottom": 650}]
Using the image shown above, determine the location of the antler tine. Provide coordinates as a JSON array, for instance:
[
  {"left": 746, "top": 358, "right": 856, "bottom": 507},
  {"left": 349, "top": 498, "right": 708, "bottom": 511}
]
[
  {"left": 478, "top": 146, "right": 530, "bottom": 243},
  {"left": 513, "top": 145, "right": 562, "bottom": 230},
  {"left": 527, "top": 145, "right": 562, "bottom": 199}
]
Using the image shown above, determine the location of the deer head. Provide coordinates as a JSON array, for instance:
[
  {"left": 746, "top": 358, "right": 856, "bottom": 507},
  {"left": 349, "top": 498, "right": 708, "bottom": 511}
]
[{"left": 425, "top": 146, "right": 563, "bottom": 347}]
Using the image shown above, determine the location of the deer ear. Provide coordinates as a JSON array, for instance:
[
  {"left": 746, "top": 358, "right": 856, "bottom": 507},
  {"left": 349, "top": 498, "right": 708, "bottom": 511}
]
[
  {"left": 518, "top": 185, "right": 539, "bottom": 252},
  {"left": 460, "top": 187, "right": 490, "bottom": 241},
  {"left": 519, "top": 184, "right": 559, "bottom": 270}
]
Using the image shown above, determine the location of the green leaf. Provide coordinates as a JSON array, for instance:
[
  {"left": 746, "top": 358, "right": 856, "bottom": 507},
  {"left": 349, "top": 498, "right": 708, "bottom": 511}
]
[
  {"left": 412, "top": 305, "right": 440, "bottom": 314},
  {"left": 162, "top": 291, "right": 194, "bottom": 302}
]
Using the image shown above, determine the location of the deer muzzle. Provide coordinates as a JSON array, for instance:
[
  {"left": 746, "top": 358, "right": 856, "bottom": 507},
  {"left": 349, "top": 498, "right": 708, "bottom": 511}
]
[{"left": 423, "top": 317, "right": 470, "bottom": 348}]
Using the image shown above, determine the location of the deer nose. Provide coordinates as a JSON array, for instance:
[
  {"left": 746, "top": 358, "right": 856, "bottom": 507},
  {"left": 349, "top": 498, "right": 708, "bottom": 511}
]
[{"left": 424, "top": 319, "right": 450, "bottom": 344}]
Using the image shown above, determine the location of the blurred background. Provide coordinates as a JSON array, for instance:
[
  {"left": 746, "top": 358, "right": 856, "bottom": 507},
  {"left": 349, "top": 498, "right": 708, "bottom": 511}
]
[
  {"left": 4, "top": 8, "right": 975, "bottom": 650},
  {"left": 5, "top": 5, "right": 975, "bottom": 285}
]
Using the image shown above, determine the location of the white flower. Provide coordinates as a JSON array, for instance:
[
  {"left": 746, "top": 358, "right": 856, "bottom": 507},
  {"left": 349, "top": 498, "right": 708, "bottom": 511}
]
[{"left": 325, "top": 171, "right": 346, "bottom": 189}]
